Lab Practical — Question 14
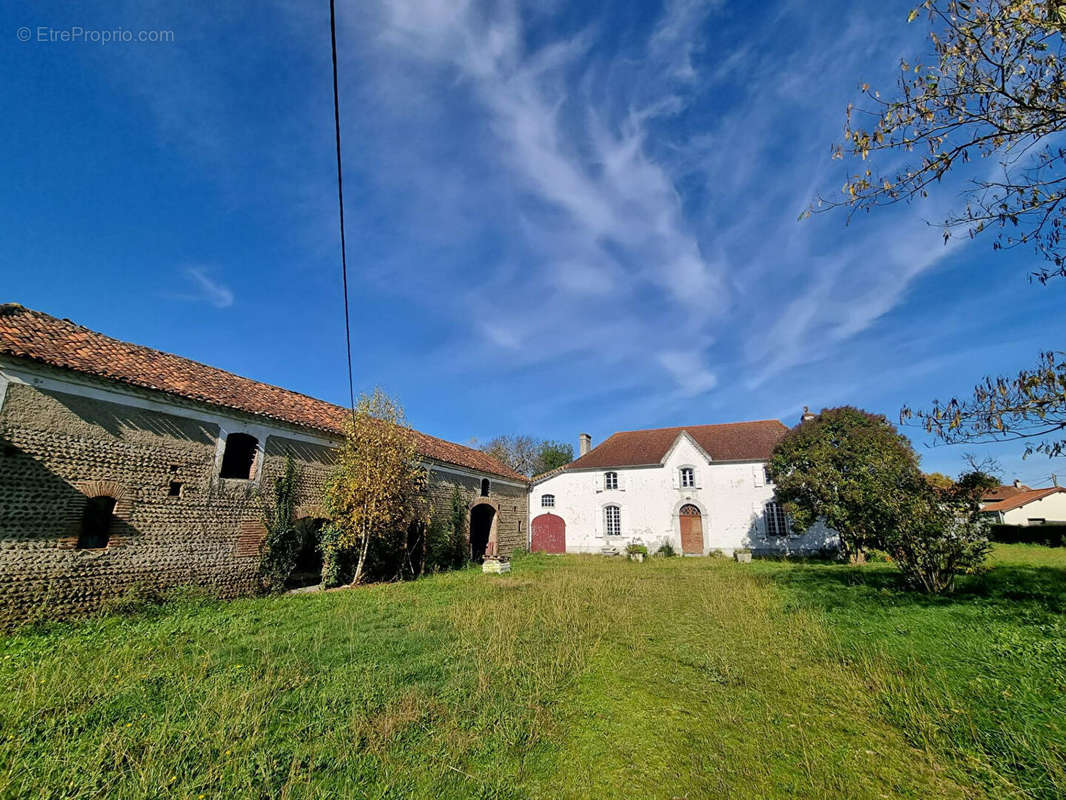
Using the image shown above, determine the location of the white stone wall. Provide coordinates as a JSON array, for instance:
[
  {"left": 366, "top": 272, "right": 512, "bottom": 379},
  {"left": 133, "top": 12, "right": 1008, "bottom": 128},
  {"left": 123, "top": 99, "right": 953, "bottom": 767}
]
[
  {"left": 1001, "top": 491, "right": 1066, "bottom": 525},
  {"left": 530, "top": 433, "right": 836, "bottom": 555}
]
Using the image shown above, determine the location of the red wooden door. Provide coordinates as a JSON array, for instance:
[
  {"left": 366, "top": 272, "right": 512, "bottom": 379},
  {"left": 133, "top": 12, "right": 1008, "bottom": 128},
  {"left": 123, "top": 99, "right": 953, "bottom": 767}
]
[
  {"left": 531, "top": 513, "right": 566, "bottom": 554},
  {"left": 679, "top": 504, "right": 703, "bottom": 554}
]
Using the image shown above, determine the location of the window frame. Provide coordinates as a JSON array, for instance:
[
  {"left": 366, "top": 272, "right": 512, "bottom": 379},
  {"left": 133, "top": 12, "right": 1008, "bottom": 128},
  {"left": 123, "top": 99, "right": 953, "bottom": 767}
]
[
  {"left": 680, "top": 466, "right": 696, "bottom": 488},
  {"left": 604, "top": 471, "right": 619, "bottom": 491},
  {"left": 604, "top": 504, "right": 622, "bottom": 537},
  {"left": 765, "top": 500, "right": 792, "bottom": 538},
  {"left": 541, "top": 494, "right": 555, "bottom": 508}
]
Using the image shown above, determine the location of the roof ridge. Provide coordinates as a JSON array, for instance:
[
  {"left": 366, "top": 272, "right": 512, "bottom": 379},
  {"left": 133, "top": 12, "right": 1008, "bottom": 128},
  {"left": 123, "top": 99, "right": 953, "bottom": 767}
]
[
  {"left": 610, "top": 418, "right": 785, "bottom": 435},
  {"left": 0, "top": 305, "right": 525, "bottom": 481}
]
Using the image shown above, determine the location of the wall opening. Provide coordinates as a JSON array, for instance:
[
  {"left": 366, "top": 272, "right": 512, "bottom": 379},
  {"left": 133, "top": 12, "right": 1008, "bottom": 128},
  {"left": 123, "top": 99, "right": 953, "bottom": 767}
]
[
  {"left": 287, "top": 517, "right": 326, "bottom": 589},
  {"left": 78, "top": 495, "right": 116, "bottom": 549},
  {"left": 220, "top": 433, "right": 258, "bottom": 479},
  {"left": 469, "top": 503, "right": 495, "bottom": 563},
  {"left": 480, "top": 478, "right": 490, "bottom": 497}
]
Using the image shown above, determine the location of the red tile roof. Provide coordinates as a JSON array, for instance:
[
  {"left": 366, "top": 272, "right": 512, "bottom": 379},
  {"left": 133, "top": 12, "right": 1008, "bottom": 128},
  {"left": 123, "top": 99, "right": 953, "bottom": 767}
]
[
  {"left": 0, "top": 304, "right": 525, "bottom": 481},
  {"left": 981, "top": 484, "right": 1032, "bottom": 502},
  {"left": 561, "top": 420, "right": 788, "bottom": 471},
  {"left": 981, "top": 487, "right": 1064, "bottom": 513}
]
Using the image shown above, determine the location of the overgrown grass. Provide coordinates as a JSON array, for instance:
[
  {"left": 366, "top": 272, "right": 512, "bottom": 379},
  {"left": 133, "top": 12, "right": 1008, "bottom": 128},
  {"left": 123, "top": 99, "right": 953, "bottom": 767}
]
[
  {"left": 754, "top": 544, "right": 1066, "bottom": 800},
  {"left": 0, "top": 548, "right": 1060, "bottom": 798}
]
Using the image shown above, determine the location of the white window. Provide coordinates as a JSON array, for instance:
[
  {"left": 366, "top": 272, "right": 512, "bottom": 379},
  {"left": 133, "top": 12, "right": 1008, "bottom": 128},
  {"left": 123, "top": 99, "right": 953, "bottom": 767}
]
[
  {"left": 604, "top": 471, "right": 618, "bottom": 490},
  {"left": 604, "top": 505, "right": 621, "bottom": 536},
  {"left": 765, "top": 501, "right": 792, "bottom": 537},
  {"left": 680, "top": 467, "right": 695, "bottom": 488},
  {"left": 541, "top": 494, "right": 555, "bottom": 508}
]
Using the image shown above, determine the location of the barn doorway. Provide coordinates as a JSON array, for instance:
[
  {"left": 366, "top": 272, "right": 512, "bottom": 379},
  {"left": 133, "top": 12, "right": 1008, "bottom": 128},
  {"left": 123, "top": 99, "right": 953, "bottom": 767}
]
[
  {"left": 469, "top": 503, "right": 495, "bottom": 563},
  {"left": 531, "top": 513, "right": 566, "bottom": 554},
  {"left": 286, "top": 517, "right": 325, "bottom": 589},
  {"left": 679, "top": 504, "right": 704, "bottom": 555}
]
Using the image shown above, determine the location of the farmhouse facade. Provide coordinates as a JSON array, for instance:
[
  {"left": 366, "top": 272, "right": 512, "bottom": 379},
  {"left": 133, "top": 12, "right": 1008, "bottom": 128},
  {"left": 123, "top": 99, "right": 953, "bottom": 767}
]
[
  {"left": 0, "top": 304, "right": 527, "bottom": 627},
  {"left": 980, "top": 483, "right": 1066, "bottom": 525},
  {"left": 529, "top": 422, "right": 836, "bottom": 556}
]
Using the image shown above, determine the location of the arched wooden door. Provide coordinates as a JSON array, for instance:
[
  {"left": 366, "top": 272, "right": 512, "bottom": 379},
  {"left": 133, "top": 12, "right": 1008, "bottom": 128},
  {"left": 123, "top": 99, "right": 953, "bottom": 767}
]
[
  {"left": 679, "top": 504, "right": 703, "bottom": 555},
  {"left": 531, "top": 513, "right": 566, "bottom": 554}
]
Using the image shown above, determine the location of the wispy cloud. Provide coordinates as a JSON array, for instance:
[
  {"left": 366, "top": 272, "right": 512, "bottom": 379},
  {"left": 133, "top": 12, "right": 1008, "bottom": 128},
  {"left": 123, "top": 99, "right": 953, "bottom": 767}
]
[{"left": 182, "top": 267, "right": 234, "bottom": 309}]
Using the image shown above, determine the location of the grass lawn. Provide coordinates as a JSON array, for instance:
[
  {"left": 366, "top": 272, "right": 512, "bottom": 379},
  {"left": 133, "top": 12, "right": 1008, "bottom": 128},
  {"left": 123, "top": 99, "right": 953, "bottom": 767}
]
[{"left": 1, "top": 546, "right": 1063, "bottom": 799}]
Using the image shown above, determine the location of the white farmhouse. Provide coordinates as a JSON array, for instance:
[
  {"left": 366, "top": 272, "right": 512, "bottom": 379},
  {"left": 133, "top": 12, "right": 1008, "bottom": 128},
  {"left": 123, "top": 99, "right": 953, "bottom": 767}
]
[{"left": 528, "top": 418, "right": 837, "bottom": 556}]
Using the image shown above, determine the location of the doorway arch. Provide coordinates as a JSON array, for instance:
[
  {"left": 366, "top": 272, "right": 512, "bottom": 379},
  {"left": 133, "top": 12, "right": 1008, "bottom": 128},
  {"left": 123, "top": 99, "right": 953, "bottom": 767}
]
[
  {"left": 679, "top": 504, "right": 704, "bottom": 555},
  {"left": 531, "top": 513, "right": 566, "bottom": 554},
  {"left": 469, "top": 502, "right": 497, "bottom": 563}
]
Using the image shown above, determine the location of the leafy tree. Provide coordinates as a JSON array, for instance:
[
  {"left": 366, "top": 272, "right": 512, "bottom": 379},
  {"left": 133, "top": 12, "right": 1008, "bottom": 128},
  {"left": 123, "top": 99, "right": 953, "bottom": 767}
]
[
  {"left": 884, "top": 477, "right": 992, "bottom": 593},
  {"left": 324, "top": 389, "right": 428, "bottom": 585},
  {"left": 903, "top": 351, "right": 1066, "bottom": 456},
  {"left": 768, "top": 407, "right": 926, "bottom": 563},
  {"left": 448, "top": 484, "right": 469, "bottom": 567},
  {"left": 536, "top": 440, "right": 574, "bottom": 473},
  {"left": 812, "top": 0, "right": 1066, "bottom": 282},
  {"left": 475, "top": 435, "right": 574, "bottom": 476},
  {"left": 925, "top": 471, "right": 956, "bottom": 490},
  {"left": 259, "top": 456, "right": 300, "bottom": 593}
]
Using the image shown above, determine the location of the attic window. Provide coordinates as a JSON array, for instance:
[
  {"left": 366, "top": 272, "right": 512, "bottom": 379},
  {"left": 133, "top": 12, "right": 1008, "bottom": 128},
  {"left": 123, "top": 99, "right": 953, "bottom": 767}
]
[
  {"left": 604, "top": 472, "right": 618, "bottom": 490},
  {"left": 680, "top": 467, "right": 695, "bottom": 488},
  {"left": 78, "top": 496, "right": 116, "bottom": 549},
  {"left": 220, "top": 433, "right": 258, "bottom": 480},
  {"left": 480, "top": 478, "right": 490, "bottom": 497},
  {"left": 542, "top": 494, "right": 555, "bottom": 508}
]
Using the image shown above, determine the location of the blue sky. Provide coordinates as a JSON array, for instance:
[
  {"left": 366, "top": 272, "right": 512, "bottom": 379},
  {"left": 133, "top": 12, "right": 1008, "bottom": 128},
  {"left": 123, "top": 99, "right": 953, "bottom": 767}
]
[{"left": 4, "top": 0, "right": 1065, "bottom": 486}]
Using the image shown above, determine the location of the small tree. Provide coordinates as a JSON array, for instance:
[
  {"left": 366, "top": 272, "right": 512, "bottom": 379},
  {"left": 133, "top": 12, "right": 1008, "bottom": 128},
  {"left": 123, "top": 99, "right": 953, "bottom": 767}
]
[
  {"left": 536, "top": 440, "right": 574, "bottom": 473},
  {"left": 325, "top": 389, "right": 426, "bottom": 585},
  {"left": 769, "top": 407, "right": 925, "bottom": 563},
  {"left": 448, "top": 484, "right": 469, "bottom": 568},
  {"left": 884, "top": 481, "right": 992, "bottom": 594},
  {"left": 259, "top": 456, "right": 300, "bottom": 593}
]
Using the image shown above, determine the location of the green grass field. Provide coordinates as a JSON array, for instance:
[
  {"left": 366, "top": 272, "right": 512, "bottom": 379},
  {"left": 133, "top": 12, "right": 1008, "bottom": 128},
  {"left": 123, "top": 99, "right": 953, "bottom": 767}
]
[{"left": 1, "top": 545, "right": 1063, "bottom": 799}]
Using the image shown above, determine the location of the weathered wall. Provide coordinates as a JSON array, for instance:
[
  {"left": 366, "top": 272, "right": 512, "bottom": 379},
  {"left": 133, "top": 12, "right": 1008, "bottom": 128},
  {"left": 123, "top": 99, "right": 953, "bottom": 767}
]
[
  {"left": 0, "top": 379, "right": 337, "bottom": 627},
  {"left": 0, "top": 367, "right": 528, "bottom": 627}
]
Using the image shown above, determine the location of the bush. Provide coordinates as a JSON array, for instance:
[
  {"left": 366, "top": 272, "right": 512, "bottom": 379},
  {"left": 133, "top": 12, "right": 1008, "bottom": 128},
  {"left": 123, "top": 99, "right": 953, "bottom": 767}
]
[
  {"left": 708, "top": 549, "right": 727, "bottom": 559},
  {"left": 655, "top": 542, "right": 677, "bottom": 558},
  {"left": 885, "top": 491, "right": 991, "bottom": 594},
  {"left": 625, "top": 543, "right": 649, "bottom": 556}
]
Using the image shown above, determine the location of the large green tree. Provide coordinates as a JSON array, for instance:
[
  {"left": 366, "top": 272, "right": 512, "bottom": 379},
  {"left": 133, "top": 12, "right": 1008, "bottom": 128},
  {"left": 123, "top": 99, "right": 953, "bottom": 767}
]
[{"left": 768, "top": 407, "right": 926, "bottom": 563}]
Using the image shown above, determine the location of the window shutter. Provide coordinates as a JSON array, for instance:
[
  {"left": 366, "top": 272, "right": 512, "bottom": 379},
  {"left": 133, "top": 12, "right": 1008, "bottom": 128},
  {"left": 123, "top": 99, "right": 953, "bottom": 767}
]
[
  {"left": 671, "top": 469, "right": 680, "bottom": 489},
  {"left": 595, "top": 472, "right": 603, "bottom": 493},
  {"left": 753, "top": 465, "right": 764, "bottom": 487}
]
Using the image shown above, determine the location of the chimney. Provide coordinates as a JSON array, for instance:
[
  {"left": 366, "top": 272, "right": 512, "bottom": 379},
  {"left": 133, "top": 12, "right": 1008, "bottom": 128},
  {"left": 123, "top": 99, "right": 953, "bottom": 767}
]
[
  {"left": 579, "top": 433, "right": 591, "bottom": 456},
  {"left": 1013, "top": 478, "right": 1022, "bottom": 489},
  {"left": 801, "top": 406, "right": 816, "bottom": 423}
]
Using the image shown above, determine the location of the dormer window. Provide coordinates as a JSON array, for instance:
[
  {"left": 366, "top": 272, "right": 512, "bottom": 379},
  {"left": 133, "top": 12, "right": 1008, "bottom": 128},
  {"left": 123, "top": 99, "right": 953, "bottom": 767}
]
[
  {"left": 680, "top": 467, "right": 695, "bottom": 488},
  {"left": 220, "top": 433, "right": 258, "bottom": 480},
  {"left": 604, "top": 471, "right": 618, "bottom": 490},
  {"left": 541, "top": 494, "right": 555, "bottom": 508}
]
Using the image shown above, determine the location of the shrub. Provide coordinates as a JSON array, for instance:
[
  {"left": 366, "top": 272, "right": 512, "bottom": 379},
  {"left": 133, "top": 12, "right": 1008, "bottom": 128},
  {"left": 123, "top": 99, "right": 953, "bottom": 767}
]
[
  {"left": 259, "top": 456, "right": 301, "bottom": 593},
  {"left": 708, "top": 549, "right": 727, "bottom": 559},
  {"left": 655, "top": 542, "right": 677, "bottom": 558},
  {"left": 625, "top": 543, "right": 649, "bottom": 556},
  {"left": 884, "top": 488, "right": 991, "bottom": 594}
]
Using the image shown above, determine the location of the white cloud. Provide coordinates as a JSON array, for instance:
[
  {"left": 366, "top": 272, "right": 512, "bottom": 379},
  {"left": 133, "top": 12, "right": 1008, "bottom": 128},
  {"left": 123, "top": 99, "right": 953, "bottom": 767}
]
[{"left": 183, "top": 267, "right": 234, "bottom": 309}]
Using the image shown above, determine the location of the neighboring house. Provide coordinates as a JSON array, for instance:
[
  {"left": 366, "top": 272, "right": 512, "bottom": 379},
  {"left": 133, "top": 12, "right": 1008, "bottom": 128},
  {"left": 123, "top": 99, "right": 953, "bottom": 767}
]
[
  {"left": 529, "top": 421, "right": 836, "bottom": 556},
  {"left": 0, "top": 304, "right": 527, "bottom": 626},
  {"left": 980, "top": 484, "right": 1066, "bottom": 525}
]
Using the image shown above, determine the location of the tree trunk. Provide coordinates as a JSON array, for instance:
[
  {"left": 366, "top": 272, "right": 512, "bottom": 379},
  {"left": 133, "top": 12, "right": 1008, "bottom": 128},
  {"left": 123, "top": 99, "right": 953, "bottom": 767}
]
[{"left": 350, "top": 531, "right": 371, "bottom": 586}]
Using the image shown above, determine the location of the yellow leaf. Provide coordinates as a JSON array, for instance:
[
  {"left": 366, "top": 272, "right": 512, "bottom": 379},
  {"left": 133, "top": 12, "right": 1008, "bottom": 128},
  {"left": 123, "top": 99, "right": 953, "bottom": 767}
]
[{"left": 907, "top": 8, "right": 919, "bottom": 22}]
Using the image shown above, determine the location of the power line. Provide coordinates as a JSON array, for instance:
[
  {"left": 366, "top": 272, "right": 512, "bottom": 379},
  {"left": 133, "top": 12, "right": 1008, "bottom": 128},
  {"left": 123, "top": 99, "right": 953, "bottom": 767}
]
[{"left": 328, "top": 0, "right": 357, "bottom": 427}]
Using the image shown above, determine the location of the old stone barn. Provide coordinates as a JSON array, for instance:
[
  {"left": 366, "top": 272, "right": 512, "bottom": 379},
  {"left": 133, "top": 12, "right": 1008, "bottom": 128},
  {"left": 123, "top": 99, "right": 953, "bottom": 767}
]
[{"left": 0, "top": 304, "right": 528, "bottom": 627}]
